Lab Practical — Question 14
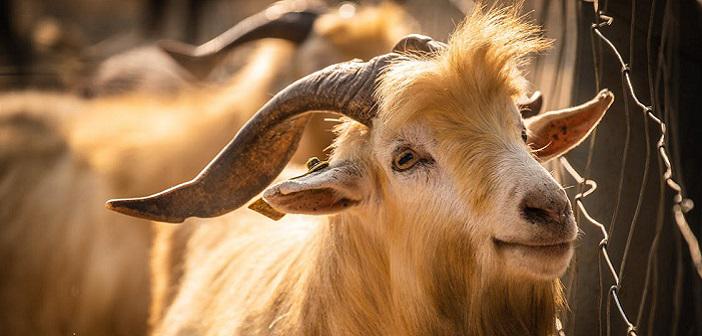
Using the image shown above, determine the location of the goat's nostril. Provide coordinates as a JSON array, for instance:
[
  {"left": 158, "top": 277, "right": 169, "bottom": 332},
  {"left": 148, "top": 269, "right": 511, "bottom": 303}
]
[
  {"left": 522, "top": 206, "right": 561, "bottom": 224},
  {"left": 520, "top": 188, "right": 572, "bottom": 225}
]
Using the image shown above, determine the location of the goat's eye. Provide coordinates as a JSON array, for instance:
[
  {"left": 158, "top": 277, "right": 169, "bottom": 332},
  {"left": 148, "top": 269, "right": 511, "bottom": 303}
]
[
  {"left": 521, "top": 128, "right": 528, "bottom": 143},
  {"left": 392, "top": 148, "right": 420, "bottom": 171}
]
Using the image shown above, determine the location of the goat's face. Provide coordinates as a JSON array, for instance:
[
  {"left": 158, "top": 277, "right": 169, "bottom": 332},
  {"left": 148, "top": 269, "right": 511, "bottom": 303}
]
[
  {"left": 367, "top": 94, "right": 581, "bottom": 281},
  {"left": 262, "top": 18, "right": 616, "bottom": 280},
  {"left": 264, "top": 84, "right": 612, "bottom": 281}
]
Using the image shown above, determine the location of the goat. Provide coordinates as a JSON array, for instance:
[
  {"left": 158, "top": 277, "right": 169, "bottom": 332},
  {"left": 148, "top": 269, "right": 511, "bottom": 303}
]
[
  {"left": 76, "top": 0, "right": 324, "bottom": 98},
  {"left": 78, "top": 0, "right": 409, "bottom": 100},
  {"left": 0, "top": 42, "right": 296, "bottom": 336},
  {"left": 108, "top": 6, "right": 615, "bottom": 336},
  {"left": 79, "top": 1, "right": 412, "bottom": 161},
  {"left": 0, "top": 4, "right": 411, "bottom": 336}
]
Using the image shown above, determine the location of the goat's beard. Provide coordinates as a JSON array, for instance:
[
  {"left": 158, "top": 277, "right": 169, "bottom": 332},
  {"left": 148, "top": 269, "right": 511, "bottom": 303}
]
[{"left": 385, "top": 219, "right": 563, "bottom": 336}]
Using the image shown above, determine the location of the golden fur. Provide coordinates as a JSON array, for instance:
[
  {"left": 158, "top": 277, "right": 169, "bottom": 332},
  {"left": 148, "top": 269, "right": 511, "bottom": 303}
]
[
  {"left": 0, "top": 5, "right": 410, "bottom": 335},
  {"left": 379, "top": 5, "right": 550, "bottom": 127},
  {"left": 0, "top": 41, "right": 294, "bottom": 336},
  {"left": 151, "top": 6, "right": 563, "bottom": 336},
  {"left": 377, "top": 5, "right": 550, "bottom": 212}
]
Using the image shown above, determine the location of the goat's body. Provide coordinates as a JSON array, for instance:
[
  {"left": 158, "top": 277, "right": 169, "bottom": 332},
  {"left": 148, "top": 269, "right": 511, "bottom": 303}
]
[
  {"left": 0, "top": 41, "right": 296, "bottom": 336},
  {"left": 0, "top": 93, "right": 151, "bottom": 335},
  {"left": 152, "top": 211, "right": 316, "bottom": 335},
  {"left": 152, "top": 206, "right": 560, "bottom": 336},
  {"left": 153, "top": 210, "right": 400, "bottom": 336}
]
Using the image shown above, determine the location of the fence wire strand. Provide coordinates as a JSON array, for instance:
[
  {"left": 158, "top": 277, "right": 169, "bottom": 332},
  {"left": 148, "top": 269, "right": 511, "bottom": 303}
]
[
  {"left": 557, "top": 1, "right": 702, "bottom": 334},
  {"left": 590, "top": 8, "right": 700, "bottom": 279},
  {"left": 560, "top": 157, "right": 638, "bottom": 336}
]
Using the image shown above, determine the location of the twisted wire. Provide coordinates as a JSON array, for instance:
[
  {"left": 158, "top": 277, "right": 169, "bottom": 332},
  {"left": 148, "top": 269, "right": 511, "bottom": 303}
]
[
  {"left": 557, "top": 2, "right": 701, "bottom": 334},
  {"left": 560, "top": 157, "right": 638, "bottom": 336},
  {"left": 591, "top": 11, "right": 700, "bottom": 279}
]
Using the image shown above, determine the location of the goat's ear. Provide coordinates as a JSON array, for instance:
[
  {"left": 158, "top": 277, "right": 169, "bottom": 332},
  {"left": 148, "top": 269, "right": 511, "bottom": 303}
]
[
  {"left": 517, "top": 91, "right": 543, "bottom": 118},
  {"left": 260, "top": 162, "right": 364, "bottom": 216},
  {"left": 526, "top": 90, "right": 614, "bottom": 162}
]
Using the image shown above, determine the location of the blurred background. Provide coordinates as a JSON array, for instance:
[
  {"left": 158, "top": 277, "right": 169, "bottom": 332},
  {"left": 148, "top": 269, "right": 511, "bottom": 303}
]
[
  {"left": 0, "top": 0, "right": 700, "bottom": 335},
  {"left": 0, "top": 0, "right": 574, "bottom": 101}
]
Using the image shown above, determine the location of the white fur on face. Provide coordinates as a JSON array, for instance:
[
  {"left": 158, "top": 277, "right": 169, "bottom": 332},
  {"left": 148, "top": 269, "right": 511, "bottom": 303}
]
[{"left": 349, "top": 107, "right": 575, "bottom": 281}]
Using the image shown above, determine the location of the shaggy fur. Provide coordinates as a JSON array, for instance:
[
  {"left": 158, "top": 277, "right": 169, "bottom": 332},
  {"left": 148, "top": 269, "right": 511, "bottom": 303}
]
[
  {"left": 151, "top": 6, "right": 566, "bottom": 336},
  {"left": 0, "top": 5, "right": 410, "bottom": 335},
  {"left": 0, "top": 41, "right": 294, "bottom": 336},
  {"left": 377, "top": 5, "right": 550, "bottom": 211}
]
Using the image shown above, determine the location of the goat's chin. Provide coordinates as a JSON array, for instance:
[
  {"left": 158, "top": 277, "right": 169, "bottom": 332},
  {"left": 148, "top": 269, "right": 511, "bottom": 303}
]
[{"left": 494, "top": 240, "right": 574, "bottom": 280}]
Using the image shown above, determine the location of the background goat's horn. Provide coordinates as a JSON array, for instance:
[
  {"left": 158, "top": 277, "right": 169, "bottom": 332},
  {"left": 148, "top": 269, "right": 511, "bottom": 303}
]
[
  {"left": 106, "top": 53, "right": 399, "bottom": 223},
  {"left": 392, "top": 34, "right": 447, "bottom": 54},
  {"left": 158, "top": 2, "right": 325, "bottom": 79}
]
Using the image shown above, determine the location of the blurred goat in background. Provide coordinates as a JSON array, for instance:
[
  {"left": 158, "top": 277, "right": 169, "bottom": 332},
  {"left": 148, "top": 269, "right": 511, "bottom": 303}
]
[{"left": 0, "top": 2, "right": 413, "bottom": 335}]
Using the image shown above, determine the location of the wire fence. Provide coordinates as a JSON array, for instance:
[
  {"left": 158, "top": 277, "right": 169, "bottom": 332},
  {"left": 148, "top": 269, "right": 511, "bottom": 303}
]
[{"left": 557, "top": 1, "right": 700, "bottom": 334}]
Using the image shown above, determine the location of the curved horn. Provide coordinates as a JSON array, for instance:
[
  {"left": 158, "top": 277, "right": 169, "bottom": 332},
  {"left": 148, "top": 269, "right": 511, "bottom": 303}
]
[
  {"left": 392, "top": 34, "right": 447, "bottom": 54},
  {"left": 158, "top": 2, "right": 325, "bottom": 79},
  {"left": 106, "top": 53, "right": 399, "bottom": 223}
]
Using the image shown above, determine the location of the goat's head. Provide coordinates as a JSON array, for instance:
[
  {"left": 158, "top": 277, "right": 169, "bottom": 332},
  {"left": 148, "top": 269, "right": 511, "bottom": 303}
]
[{"left": 107, "top": 8, "right": 613, "bottom": 281}]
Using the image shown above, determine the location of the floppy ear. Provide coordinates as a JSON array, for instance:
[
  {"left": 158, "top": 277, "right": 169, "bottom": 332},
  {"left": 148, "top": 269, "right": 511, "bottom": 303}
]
[
  {"left": 260, "top": 162, "right": 365, "bottom": 216},
  {"left": 526, "top": 89, "right": 614, "bottom": 162}
]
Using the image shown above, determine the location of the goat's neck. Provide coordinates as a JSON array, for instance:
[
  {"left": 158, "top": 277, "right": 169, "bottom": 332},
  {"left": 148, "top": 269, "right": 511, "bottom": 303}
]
[
  {"left": 292, "top": 212, "right": 561, "bottom": 336},
  {"left": 289, "top": 213, "right": 391, "bottom": 335}
]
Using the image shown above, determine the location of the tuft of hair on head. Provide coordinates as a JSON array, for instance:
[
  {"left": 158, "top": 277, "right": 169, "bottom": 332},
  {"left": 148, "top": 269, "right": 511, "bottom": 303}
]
[
  {"left": 377, "top": 3, "right": 551, "bottom": 127},
  {"left": 445, "top": 3, "right": 551, "bottom": 93}
]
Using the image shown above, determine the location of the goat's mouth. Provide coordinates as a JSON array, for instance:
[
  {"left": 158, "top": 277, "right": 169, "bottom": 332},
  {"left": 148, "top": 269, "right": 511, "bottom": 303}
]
[
  {"left": 493, "top": 238, "right": 573, "bottom": 256},
  {"left": 492, "top": 237, "right": 574, "bottom": 279}
]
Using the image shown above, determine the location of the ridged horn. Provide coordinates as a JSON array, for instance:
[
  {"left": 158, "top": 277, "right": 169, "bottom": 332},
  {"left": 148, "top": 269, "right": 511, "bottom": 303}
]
[
  {"left": 158, "top": 1, "right": 326, "bottom": 79},
  {"left": 392, "top": 34, "right": 447, "bottom": 54},
  {"left": 106, "top": 53, "right": 399, "bottom": 223}
]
